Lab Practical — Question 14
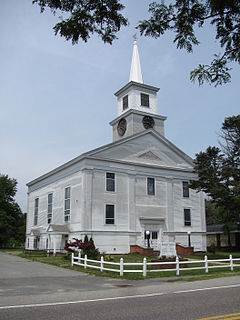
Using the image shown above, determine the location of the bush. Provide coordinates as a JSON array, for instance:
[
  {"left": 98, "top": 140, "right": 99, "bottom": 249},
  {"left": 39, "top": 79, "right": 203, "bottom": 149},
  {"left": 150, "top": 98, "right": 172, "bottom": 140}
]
[
  {"left": 65, "top": 236, "right": 100, "bottom": 259},
  {"left": 208, "top": 243, "right": 216, "bottom": 254}
]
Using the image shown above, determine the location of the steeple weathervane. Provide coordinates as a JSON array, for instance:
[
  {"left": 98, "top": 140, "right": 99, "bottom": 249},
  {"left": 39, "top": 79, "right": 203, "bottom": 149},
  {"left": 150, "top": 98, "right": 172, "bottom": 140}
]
[{"left": 129, "top": 35, "right": 144, "bottom": 84}]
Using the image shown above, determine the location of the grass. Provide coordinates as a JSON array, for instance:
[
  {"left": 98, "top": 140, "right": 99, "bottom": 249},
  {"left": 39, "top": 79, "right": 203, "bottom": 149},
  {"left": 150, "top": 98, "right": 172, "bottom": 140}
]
[{"left": 1, "top": 249, "right": 240, "bottom": 281}]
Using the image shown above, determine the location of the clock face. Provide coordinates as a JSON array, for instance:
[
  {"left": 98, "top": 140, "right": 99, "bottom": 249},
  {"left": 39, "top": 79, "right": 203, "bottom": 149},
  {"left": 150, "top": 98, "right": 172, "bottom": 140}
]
[
  {"left": 143, "top": 116, "right": 155, "bottom": 129},
  {"left": 117, "top": 118, "right": 127, "bottom": 136}
]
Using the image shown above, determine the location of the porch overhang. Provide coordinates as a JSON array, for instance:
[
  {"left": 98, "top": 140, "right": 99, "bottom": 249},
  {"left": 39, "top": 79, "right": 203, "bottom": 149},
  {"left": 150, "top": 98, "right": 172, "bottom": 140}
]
[{"left": 46, "top": 224, "right": 69, "bottom": 235}]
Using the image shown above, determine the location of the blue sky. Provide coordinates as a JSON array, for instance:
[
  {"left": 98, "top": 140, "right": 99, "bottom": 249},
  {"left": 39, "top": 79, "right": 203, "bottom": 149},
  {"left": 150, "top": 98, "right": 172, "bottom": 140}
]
[{"left": 1, "top": 0, "right": 239, "bottom": 212}]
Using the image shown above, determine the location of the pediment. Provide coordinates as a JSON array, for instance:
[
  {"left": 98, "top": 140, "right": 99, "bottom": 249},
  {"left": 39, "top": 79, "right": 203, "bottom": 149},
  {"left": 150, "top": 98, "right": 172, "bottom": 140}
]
[
  {"left": 138, "top": 151, "right": 161, "bottom": 161},
  {"left": 88, "top": 130, "right": 193, "bottom": 169}
]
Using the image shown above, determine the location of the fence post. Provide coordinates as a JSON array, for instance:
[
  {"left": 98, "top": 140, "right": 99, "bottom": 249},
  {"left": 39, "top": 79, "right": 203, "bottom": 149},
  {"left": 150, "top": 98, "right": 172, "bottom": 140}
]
[
  {"left": 71, "top": 252, "right": 74, "bottom": 267},
  {"left": 78, "top": 251, "right": 81, "bottom": 262},
  {"left": 143, "top": 257, "right": 147, "bottom": 277},
  {"left": 120, "top": 258, "right": 124, "bottom": 277},
  {"left": 176, "top": 256, "right": 180, "bottom": 276},
  {"left": 100, "top": 256, "right": 104, "bottom": 272},
  {"left": 205, "top": 255, "right": 208, "bottom": 273},
  {"left": 230, "top": 254, "right": 233, "bottom": 271},
  {"left": 84, "top": 254, "right": 87, "bottom": 269}
]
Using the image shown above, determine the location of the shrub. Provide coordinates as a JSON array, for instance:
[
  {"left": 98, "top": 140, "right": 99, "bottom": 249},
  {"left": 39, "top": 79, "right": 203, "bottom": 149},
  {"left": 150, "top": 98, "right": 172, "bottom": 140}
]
[
  {"left": 208, "top": 243, "right": 216, "bottom": 254},
  {"left": 65, "top": 236, "right": 100, "bottom": 259}
]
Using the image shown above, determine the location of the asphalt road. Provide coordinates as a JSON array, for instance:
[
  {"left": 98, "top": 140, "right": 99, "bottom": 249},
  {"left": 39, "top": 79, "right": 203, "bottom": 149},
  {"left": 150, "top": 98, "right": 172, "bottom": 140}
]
[{"left": 0, "top": 253, "right": 240, "bottom": 320}]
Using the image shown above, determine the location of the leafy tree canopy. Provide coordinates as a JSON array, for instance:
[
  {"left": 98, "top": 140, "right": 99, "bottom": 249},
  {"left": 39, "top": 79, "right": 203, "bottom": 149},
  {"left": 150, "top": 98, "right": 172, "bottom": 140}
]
[
  {"left": 190, "top": 115, "right": 240, "bottom": 232},
  {"left": 0, "top": 174, "right": 26, "bottom": 247},
  {"left": 138, "top": 0, "right": 240, "bottom": 86},
  {"left": 32, "top": 0, "right": 128, "bottom": 44},
  {"left": 33, "top": 0, "right": 240, "bottom": 86}
]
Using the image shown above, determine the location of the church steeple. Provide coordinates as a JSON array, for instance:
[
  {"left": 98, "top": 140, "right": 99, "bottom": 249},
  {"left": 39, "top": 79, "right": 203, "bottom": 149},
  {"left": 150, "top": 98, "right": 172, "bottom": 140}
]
[
  {"left": 129, "top": 36, "right": 143, "bottom": 84},
  {"left": 110, "top": 38, "right": 166, "bottom": 142}
]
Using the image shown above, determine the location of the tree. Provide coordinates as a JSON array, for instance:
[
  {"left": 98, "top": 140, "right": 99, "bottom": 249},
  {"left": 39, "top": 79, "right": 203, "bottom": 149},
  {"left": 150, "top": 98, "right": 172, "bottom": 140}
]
[
  {"left": 205, "top": 199, "right": 224, "bottom": 225},
  {"left": 190, "top": 115, "right": 240, "bottom": 246},
  {"left": 32, "top": 0, "right": 128, "bottom": 44},
  {"left": 0, "top": 174, "right": 26, "bottom": 247},
  {"left": 33, "top": 0, "right": 240, "bottom": 86},
  {"left": 138, "top": 0, "right": 240, "bottom": 86}
]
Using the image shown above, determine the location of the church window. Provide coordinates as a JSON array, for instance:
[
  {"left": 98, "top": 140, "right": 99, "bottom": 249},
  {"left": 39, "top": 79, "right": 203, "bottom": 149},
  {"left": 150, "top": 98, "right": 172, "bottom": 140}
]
[
  {"left": 47, "top": 193, "right": 53, "bottom": 224},
  {"left": 147, "top": 177, "right": 155, "bottom": 195},
  {"left": 123, "top": 95, "right": 128, "bottom": 110},
  {"left": 106, "top": 172, "right": 115, "bottom": 192},
  {"left": 184, "top": 208, "right": 191, "bottom": 226},
  {"left": 182, "top": 181, "right": 189, "bottom": 198},
  {"left": 33, "top": 237, "right": 39, "bottom": 249},
  {"left": 64, "top": 187, "right": 71, "bottom": 222},
  {"left": 105, "top": 204, "right": 115, "bottom": 224},
  {"left": 152, "top": 231, "right": 158, "bottom": 239},
  {"left": 141, "top": 93, "right": 149, "bottom": 107},
  {"left": 34, "top": 198, "right": 39, "bottom": 226}
]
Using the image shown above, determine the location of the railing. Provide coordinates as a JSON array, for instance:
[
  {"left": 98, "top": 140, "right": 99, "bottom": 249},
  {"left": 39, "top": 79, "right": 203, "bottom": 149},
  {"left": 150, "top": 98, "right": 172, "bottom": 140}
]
[{"left": 71, "top": 253, "right": 240, "bottom": 277}]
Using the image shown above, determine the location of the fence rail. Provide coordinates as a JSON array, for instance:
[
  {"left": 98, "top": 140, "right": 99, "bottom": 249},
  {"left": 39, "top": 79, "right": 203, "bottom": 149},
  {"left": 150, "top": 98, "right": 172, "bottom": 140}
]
[{"left": 71, "top": 253, "right": 240, "bottom": 277}]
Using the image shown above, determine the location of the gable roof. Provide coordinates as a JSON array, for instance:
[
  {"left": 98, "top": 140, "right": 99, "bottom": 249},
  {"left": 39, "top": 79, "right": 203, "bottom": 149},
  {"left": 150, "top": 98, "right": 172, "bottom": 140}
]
[
  {"left": 27, "top": 129, "right": 194, "bottom": 187},
  {"left": 47, "top": 224, "right": 69, "bottom": 234},
  {"left": 86, "top": 129, "right": 194, "bottom": 166}
]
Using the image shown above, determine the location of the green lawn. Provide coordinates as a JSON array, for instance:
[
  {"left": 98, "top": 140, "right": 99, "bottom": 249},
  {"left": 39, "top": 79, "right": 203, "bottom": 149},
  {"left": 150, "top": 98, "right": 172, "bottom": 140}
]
[{"left": 1, "top": 249, "right": 240, "bottom": 281}]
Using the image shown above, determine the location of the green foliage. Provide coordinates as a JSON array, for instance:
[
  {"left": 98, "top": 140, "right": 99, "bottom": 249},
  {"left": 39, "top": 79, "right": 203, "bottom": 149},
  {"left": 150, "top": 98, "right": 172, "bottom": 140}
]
[
  {"left": 33, "top": 0, "right": 128, "bottom": 44},
  {"left": 205, "top": 200, "right": 224, "bottom": 225},
  {"left": 83, "top": 234, "right": 89, "bottom": 244},
  {"left": 138, "top": 0, "right": 240, "bottom": 86},
  {"left": 0, "top": 174, "right": 26, "bottom": 247},
  {"left": 208, "top": 243, "right": 216, "bottom": 254},
  {"left": 190, "top": 115, "right": 240, "bottom": 243},
  {"left": 33, "top": 1, "right": 240, "bottom": 87},
  {"left": 65, "top": 236, "right": 100, "bottom": 259}
]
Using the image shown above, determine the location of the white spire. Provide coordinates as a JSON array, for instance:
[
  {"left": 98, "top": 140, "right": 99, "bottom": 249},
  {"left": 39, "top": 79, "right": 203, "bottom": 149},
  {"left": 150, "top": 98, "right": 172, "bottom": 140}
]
[{"left": 129, "top": 35, "right": 143, "bottom": 84}]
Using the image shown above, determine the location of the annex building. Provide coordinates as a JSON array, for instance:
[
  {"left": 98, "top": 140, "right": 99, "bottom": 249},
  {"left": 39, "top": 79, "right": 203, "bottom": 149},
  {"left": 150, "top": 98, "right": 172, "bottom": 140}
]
[{"left": 26, "top": 39, "right": 206, "bottom": 254}]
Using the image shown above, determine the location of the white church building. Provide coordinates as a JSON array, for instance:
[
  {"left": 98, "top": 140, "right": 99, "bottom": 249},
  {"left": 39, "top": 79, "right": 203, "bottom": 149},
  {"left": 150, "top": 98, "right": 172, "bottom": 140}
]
[{"left": 26, "top": 39, "right": 206, "bottom": 254}]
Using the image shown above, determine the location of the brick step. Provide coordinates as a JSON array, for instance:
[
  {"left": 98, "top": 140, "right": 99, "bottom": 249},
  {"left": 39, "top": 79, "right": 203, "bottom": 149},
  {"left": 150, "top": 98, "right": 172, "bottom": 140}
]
[{"left": 130, "top": 245, "right": 160, "bottom": 257}]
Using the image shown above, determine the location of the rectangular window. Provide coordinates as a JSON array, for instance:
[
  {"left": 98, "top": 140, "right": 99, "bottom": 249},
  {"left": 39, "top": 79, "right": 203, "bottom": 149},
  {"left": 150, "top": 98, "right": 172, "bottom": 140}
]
[
  {"left": 152, "top": 231, "right": 158, "bottom": 240},
  {"left": 144, "top": 231, "right": 158, "bottom": 240},
  {"left": 106, "top": 172, "right": 115, "bottom": 192},
  {"left": 64, "top": 187, "right": 71, "bottom": 222},
  {"left": 123, "top": 95, "right": 128, "bottom": 110},
  {"left": 183, "top": 181, "right": 189, "bottom": 198},
  {"left": 47, "top": 193, "right": 53, "bottom": 224},
  {"left": 141, "top": 93, "right": 149, "bottom": 107},
  {"left": 105, "top": 204, "right": 115, "bottom": 224},
  {"left": 184, "top": 208, "right": 191, "bottom": 226},
  {"left": 34, "top": 198, "right": 39, "bottom": 226},
  {"left": 147, "top": 177, "right": 155, "bottom": 195},
  {"left": 33, "top": 237, "right": 38, "bottom": 249}
]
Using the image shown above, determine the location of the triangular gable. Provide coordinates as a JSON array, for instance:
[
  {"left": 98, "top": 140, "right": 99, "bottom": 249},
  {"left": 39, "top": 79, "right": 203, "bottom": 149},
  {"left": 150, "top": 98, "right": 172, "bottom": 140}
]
[
  {"left": 88, "top": 130, "right": 193, "bottom": 169},
  {"left": 138, "top": 151, "right": 161, "bottom": 161}
]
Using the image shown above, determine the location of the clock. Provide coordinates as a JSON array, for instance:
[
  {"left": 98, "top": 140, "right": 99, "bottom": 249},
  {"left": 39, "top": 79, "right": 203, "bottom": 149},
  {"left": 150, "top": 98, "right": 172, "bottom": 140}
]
[
  {"left": 117, "top": 118, "right": 127, "bottom": 136},
  {"left": 142, "top": 116, "right": 155, "bottom": 129}
]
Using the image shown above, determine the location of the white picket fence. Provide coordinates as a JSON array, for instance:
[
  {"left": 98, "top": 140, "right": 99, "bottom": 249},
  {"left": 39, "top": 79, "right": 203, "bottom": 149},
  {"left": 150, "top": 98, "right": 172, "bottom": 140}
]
[{"left": 71, "top": 253, "right": 240, "bottom": 277}]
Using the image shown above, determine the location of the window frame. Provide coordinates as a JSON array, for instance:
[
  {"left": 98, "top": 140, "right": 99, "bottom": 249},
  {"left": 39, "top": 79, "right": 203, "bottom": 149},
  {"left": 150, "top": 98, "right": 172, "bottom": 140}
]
[
  {"left": 141, "top": 93, "right": 150, "bottom": 107},
  {"left": 47, "top": 193, "right": 53, "bottom": 224},
  {"left": 34, "top": 198, "right": 39, "bottom": 226},
  {"left": 122, "top": 95, "right": 128, "bottom": 111},
  {"left": 106, "top": 172, "right": 115, "bottom": 192},
  {"left": 147, "top": 177, "right": 155, "bottom": 196},
  {"left": 64, "top": 187, "right": 71, "bottom": 223},
  {"left": 184, "top": 208, "right": 191, "bottom": 226},
  {"left": 105, "top": 204, "right": 115, "bottom": 225},
  {"left": 182, "top": 181, "right": 190, "bottom": 198}
]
